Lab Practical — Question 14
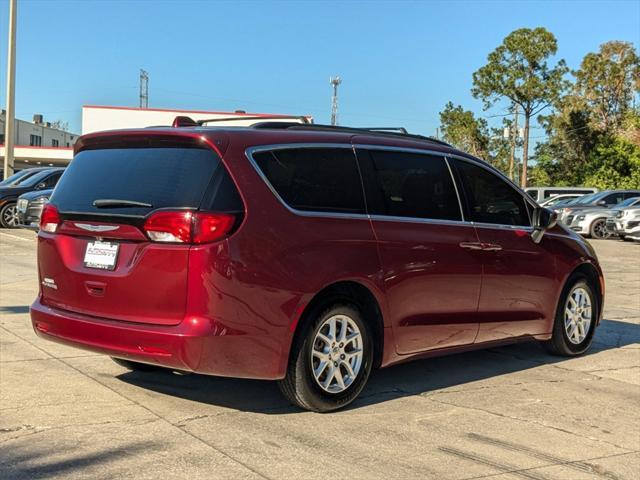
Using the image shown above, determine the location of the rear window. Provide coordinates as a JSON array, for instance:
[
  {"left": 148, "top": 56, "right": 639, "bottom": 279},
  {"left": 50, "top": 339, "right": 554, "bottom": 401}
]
[
  {"left": 51, "top": 148, "right": 220, "bottom": 216},
  {"left": 252, "top": 148, "right": 365, "bottom": 214}
]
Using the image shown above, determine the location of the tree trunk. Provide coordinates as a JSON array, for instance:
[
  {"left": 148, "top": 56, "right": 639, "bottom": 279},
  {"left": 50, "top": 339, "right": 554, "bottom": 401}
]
[
  {"left": 508, "top": 106, "right": 518, "bottom": 181},
  {"left": 520, "top": 113, "right": 531, "bottom": 188}
]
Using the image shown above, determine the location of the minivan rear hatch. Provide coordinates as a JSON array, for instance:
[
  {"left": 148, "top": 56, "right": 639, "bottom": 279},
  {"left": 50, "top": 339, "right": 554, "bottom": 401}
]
[{"left": 38, "top": 133, "right": 239, "bottom": 326}]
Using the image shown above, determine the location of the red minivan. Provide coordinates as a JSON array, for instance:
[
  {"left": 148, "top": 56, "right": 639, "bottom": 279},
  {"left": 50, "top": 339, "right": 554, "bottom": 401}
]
[{"left": 31, "top": 122, "right": 604, "bottom": 412}]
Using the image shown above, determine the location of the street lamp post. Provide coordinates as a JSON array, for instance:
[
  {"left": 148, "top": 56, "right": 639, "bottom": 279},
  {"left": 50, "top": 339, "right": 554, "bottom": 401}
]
[{"left": 3, "top": 0, "right": 17, "bottom": 180}]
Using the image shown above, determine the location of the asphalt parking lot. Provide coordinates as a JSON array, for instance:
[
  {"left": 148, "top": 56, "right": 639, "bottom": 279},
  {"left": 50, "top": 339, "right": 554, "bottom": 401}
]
[{"left": 1, "top": 229, "right": 638, "bottom": 480}]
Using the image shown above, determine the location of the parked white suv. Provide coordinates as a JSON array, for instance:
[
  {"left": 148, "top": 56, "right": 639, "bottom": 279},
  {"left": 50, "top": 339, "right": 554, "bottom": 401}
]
[{"left": 607, "top": 203, "right": 640, "bottom": 240}]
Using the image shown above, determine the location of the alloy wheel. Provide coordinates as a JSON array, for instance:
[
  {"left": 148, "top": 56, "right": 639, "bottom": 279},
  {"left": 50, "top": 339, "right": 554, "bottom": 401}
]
[
  {"left": 564, "top": 286, "right": 593, "bottom": 345},
  {"left": 311, "top": 314, "right": 364, "bottom": 393},
  {"left": 2, "top": 205, "right": 18, "bottom": 228},
  {"left": 591, "top": 219, "right": 610, "bottom": 239}
]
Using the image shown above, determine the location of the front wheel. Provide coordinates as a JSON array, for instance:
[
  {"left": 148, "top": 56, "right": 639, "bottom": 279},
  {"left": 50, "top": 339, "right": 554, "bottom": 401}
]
[
  {"left": 0, "top": 202, "right": 18, "bottom": 228},
  {"left": 278, "top": 303, "right": 373, "bottom": 412},
  {"left": 589, "top": 218, "right": 610, "bottom": 239},
  {"left": 544, "top": 275, "right": 598, "bottom": 356}
]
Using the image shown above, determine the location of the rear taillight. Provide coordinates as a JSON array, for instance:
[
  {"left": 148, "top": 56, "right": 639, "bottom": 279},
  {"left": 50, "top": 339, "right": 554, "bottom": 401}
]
[
  {"left": 192, "top": 212, "right": 236, "bottom": 244},
  {"left": 39, "top": 204, "right": 60, "bottom": 233},
  {"left": 143, "top": 211, "right": 235, "bottom": 244},
  {"left": 144, "top": 211, "right": 193, "bottom": 243}
]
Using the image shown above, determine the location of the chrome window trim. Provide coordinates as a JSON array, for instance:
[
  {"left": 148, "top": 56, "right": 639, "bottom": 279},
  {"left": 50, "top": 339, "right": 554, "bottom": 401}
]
[
  {"left": 369, "top": 214, "right": 474, "bottom": 228},
  {"left": 444, "top": 157, "right": 465, "bottom": 222},
  {"left": 245, "top": 142, "right": 536, "bottom": 231}
]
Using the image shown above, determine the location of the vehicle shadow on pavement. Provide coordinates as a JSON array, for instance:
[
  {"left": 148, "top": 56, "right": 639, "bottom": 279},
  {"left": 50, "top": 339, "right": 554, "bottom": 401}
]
[
  {"left": 0, "top": 441, "right": 158, "bottom": 480},
  {"left": 115, "top": 319, "right": 639, "bottom": 414}
]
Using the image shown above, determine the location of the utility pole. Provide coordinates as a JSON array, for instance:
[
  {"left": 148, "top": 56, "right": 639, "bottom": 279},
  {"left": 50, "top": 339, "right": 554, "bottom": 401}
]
[
  {"left": 3, "top": 0, "right": 17, "bottom": 180},
  {"left": 508, "top": 104, "right": 519, "bottom": 182},
  {"left": 139, "top": 69, "right": 149, "bottom": 109},
  {"left": 330, "top": 76, "right": 341, "bottom": 126}
]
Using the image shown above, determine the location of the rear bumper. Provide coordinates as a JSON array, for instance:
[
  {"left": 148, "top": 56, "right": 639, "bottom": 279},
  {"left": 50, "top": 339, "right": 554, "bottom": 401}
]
[{"left": 30, "top": 298, "right": 287, "bottom": 379}]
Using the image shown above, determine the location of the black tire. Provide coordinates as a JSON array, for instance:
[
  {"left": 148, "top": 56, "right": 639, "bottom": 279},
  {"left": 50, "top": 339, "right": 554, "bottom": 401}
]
[
  {"left": 589, "top": 218, "right": 609, "bottom": 239},
  {"left": 111, "top": 357, "right": 163, "bottom": 372},
  {"left": 544, "top": 274, "right": 598, "bottom": 356},
  {"left": 278, "top": 303, "right": 374, "bottom": 412},
  {"left": 0, "top": 202, "right": 18, "bottom": 228}
]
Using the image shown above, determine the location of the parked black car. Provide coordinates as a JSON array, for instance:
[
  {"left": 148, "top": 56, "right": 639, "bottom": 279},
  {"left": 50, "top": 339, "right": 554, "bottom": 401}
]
[
  {"left": 16, "top": 188, "right": 54, "bottom": 230},
  {"left": 0, "top": 167, "right": 53, "bottom": 187},
  {"left": 0, "top": 167, "right": 65, "bottom": 228}
]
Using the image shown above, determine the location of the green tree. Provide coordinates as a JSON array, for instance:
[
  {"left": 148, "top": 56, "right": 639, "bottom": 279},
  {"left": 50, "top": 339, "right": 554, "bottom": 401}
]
[
  {"left": 583, "top": 137, "right": 640, "bottom": 189},
  {"left": 439, "top": 102, "right": 490, "bottom": 159},
  {"left": 574, "top": 41, "right": 640, "bottom": 132},
  {"left": 532, "top": 42, "right": 640, "bottom": 188},
  {"left": 472, "top": 27, "right": 569, "bottom": 188},
  {"left": 438, "top": 102, "right": 512, "bottom": 174}
]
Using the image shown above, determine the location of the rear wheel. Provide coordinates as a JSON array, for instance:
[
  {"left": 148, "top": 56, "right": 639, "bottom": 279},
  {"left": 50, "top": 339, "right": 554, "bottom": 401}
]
[
  {"left": 278, "top": 303, "right": 373, "bottom": 412},
  {"left": 0, "top": 202, "right": 18, "bottom": 228},
  {"left": 111, "top": 357, "right": 163, "bottom": 372},
  {"left": 589, "top": 218, "right": 610, "bottom": 239},
  {"left": 544, "top": 275, "right": 598, "bottom": 356}
]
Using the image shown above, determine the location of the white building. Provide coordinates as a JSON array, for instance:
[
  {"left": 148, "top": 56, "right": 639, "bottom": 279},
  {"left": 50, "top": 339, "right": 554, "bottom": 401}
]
[
  {"left": 0, "top": 110, "right": 78, "bottom": 148},
  {"left": 1, "top": 105, "right": 311, "bottom": 171}
]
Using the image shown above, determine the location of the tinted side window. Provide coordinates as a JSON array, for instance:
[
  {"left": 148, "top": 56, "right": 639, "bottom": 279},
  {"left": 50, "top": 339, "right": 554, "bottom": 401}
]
[
  {"left": 623, "top": 192, "right": 640, "bottom": 200},
  {"left": 602, "top": 193, "right": 624, "bottom": 205},
  {"left": 454, "top": 159, "right": 530, "bottom": 226},
  {"left": 44, "top": 172, "right": 62, "bottom": 188},
  {"left": 363, "top": 150, "right": 461, "bottom": 221},
  {"left": 252, "top": 148, "right": 365, "bottom": 214}
]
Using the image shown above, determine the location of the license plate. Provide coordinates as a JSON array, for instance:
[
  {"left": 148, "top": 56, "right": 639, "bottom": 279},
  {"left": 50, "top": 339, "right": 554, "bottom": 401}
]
[{"left": 84, "top": 241, "right": 119, "bottom": 270}]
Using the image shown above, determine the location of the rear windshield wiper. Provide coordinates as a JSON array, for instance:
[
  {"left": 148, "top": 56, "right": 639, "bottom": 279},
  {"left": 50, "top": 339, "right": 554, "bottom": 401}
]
[{"left": 93, "top": 199, "right": 153, "bottom": 208}]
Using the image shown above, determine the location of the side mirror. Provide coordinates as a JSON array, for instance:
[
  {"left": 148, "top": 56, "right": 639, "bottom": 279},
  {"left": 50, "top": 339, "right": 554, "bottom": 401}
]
[
  {"left": 596, "top": 200, "right": 607, "bottom": 206},
  {"left": 531, "top": 207, "right": 557, "bottom": 244},
  {"left": 35, "top": 182, "right": 46, "bottom": 190}
]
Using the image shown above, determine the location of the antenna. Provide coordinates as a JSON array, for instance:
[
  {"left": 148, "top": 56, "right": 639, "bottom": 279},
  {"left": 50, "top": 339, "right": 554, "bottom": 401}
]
[
  {"left": 330, "top": 76, "right": 342, "bottom": 126},
  {"left": 139, "top": 69, "right": 149, "bottom": 108}
]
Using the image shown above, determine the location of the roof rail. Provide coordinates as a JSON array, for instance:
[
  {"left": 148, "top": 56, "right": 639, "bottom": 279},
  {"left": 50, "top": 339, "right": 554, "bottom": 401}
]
[
  {"left": 169, "top": 115, "right": 450, "bottom": 147},
  {"left": 196, "top": 115, "right": 312, "bottom": 126},
  {"left": 274, "top": 123, "right": 452, "bottom": 147},
  {"left": 172, "top": 116, "right": 198, "bottom": 128},
  {"left": 361, "top": 127, "right": 408, "bottom": 134}
]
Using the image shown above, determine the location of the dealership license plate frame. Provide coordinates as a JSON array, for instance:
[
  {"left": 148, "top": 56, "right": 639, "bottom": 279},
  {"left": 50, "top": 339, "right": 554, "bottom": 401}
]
[{"left": 83, "top": 240, "right": 119, "bottom": 271}]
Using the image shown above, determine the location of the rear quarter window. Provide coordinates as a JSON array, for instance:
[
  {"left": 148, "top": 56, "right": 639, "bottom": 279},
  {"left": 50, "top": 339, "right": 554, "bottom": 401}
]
[
  {"left": 251, "top": 147, "right": 365, "bottom": 214},
  {"left": 51, "top": 147, "right": 221, "bottom": 216}
]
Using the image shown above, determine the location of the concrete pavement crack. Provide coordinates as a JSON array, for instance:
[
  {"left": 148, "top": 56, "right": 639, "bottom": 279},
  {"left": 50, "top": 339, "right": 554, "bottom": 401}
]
[
  {"left": 459, "top": 450, "right": 639, "bottom": 480},
  {"left": 423, "top": 395, "right": 633, "bottom": 452}
]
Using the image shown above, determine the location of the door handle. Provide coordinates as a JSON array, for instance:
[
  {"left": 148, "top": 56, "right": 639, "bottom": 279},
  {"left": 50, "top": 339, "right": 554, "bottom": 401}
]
[
  {"left": 481, "top": 243, "right": 503, "bottom": 252},
  {"left": 459, "top": 242, "right": 483, "bottom": 250}
]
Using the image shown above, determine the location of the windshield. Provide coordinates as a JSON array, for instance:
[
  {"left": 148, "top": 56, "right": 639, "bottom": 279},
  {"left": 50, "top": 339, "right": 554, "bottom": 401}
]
[
  {"left": 572, "top": 192, "right": 602, "bottom": 205},
  {"left": 551, "top": 198, "right": 578, "bottom": 207},
  {"left": 0, "top": 169, "right": 41, "bottom": 187},
  {"left": 17, "top": 170, "right": 54, "bottom": 188},
  {"left": 618, "top": 197, "right": 640, "bottom": 207}
]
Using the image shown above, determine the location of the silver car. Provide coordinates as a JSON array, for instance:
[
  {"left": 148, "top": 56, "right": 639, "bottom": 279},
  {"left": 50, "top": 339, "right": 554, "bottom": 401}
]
[
  {"left": 606, "top": 202, "right": 640, "bottom": 239},
  {"left": 560, "top": 191, "right": 640, "bottom": 239}
]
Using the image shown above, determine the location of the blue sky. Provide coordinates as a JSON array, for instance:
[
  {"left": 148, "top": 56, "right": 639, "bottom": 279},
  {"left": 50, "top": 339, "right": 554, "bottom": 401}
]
[{"left": 1, "top": 0, "right": 639, "bottom": 136}]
